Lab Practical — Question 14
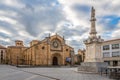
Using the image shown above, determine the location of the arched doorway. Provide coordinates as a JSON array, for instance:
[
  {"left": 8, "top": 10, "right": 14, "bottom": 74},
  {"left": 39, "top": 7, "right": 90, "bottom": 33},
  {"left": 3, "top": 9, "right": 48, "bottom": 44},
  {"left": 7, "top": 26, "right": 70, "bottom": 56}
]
[
  {"left": 52, "top": 57, "right": 58, "bottom": 65},
  {"left": 51, "top": 53, "right": 62, "bottom": 66}
]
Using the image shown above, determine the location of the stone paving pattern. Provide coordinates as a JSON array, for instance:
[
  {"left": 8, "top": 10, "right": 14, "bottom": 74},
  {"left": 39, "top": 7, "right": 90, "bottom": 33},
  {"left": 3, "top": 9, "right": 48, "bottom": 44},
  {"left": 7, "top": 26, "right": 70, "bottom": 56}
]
[{"left": 0, "top": 65, "right": 113, "bottom": 80}]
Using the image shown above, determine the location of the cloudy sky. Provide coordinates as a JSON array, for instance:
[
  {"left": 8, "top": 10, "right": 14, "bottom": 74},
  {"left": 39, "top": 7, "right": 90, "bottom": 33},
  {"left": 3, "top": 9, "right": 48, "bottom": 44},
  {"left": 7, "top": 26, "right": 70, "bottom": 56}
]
[{"left": 0, "top": 0, "right": 120, "bottom": 53}]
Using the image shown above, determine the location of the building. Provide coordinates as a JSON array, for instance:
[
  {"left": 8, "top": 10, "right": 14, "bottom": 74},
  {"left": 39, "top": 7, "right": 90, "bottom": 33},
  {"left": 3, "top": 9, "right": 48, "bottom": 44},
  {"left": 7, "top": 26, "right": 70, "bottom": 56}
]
[
  {"left": 6, "top": 34, "right": 74, "bottom": 66},
  {"left": 0, "top": 45, "right": 6, "bottom": 64},
  {"left": 23, "top": 34, "right": 74, "bottom": 66},
  {"left": 102, "top": 39, "right": 120, "bottom": 66},
  {"left": 74, "top": 49, "right": 85, "bottom": 65},
  {"left": 78, "top": 49, "right": 85, "bottom": 62},
  {"left": 6, "top": 40, "right": 27, "bottom": 65}
]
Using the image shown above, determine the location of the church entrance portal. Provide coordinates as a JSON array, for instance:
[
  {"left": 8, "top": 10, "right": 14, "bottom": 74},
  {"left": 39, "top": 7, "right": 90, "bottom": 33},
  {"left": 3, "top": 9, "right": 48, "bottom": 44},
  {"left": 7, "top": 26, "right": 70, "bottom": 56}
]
[{"left": 52, "top": 57, "right": 58, "bottom": 65}]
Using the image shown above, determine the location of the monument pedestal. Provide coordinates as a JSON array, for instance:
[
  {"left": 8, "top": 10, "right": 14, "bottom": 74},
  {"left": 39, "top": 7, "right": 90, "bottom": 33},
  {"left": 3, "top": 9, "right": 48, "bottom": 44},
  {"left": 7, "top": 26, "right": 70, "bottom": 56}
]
[{"left": 78, "top": 62, "right": 108, "bottom": 73}]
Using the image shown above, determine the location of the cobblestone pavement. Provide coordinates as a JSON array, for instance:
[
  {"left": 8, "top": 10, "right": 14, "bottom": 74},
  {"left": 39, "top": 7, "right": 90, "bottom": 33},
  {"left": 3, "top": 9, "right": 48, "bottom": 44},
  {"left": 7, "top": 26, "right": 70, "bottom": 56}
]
[{"left": 0, "top": 65, "right": 113, "bottom": 80}]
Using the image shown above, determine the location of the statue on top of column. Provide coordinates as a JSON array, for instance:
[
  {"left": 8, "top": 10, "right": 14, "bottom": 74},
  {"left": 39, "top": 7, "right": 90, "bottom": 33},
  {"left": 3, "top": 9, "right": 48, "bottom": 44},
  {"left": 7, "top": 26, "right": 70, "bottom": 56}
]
[{"left": 91, "top": 6, "right": 95, "bottom": 18}]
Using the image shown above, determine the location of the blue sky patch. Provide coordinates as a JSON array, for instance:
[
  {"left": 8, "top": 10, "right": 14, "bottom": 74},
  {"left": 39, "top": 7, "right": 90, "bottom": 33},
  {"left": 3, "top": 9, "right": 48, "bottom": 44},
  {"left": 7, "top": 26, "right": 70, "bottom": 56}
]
[{"left": 99, "top": 15, "right": 120, "bottom": 30}]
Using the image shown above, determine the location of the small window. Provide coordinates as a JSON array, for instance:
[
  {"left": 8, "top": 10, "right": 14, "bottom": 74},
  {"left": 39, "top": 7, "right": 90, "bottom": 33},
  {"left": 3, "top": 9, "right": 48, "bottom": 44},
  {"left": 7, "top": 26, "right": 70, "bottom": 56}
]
[
  {"left": 42, "top": 46, "right": 45, "bottom": 49},
  {"left": 112, "top": 51, "right": 120, "bottom": 57},
  {"left": 1, "top": 53, "right": 3, "bottom": 57},
  {"left": 66, "top": 49, "right": 68, "bottom": 51},
  {"left": 1, "top": 50, "right": 3, "bottom": 53},
  {"left": 112, "top": 44, "right": 119, "bottom": 49},
  {"left": 104, "top": 61, "right": 110, "bottom": 65},
  {"left": 103, "top": 45, "right": 109, "bottom": 50},
  {"left": 103, "top": 52, "right": 110, "bottom": 58}
]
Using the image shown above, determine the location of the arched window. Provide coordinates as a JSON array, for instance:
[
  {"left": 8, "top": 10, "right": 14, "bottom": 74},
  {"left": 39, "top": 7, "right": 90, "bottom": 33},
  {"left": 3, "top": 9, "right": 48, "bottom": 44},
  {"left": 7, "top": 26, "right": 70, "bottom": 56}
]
[
  {"left": 66, "top": 49, "right": 68, "bottom": 51},
  {"left": 42, "top": 46, "right": 45, "bottom": 49}
]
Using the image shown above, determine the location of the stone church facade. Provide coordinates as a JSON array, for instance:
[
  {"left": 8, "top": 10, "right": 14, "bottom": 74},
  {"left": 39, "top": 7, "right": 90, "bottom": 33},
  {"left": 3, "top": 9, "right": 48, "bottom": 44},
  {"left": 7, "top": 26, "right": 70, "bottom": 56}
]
[
  {"left": 7, "top": 40, "right": 27, "bottom": 65},
  {"left": 6, "top": 34, "right": 74, "bottom": 66}
]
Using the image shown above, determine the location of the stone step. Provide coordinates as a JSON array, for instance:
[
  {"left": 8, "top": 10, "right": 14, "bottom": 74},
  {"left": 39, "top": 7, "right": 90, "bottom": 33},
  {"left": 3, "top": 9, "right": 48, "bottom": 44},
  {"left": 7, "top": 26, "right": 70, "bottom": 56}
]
[{"left": 78, "top": 66, "right": 98, "bottom": 72}]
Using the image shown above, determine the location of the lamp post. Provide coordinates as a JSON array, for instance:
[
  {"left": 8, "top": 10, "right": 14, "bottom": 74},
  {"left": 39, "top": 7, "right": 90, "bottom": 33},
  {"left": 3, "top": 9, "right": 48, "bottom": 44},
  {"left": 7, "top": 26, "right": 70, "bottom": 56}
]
[
  {"left": 17, "top": 56, "right": 18, "bottom": 67},
  {"left": 10, "top": 50, "right": 12, "bottom": 65},
  {"left": 47, "top": 36, "right": 50, "bottom": 66},
  {"left": 70, "top": 50, "right": 74, "bottom": 66}
]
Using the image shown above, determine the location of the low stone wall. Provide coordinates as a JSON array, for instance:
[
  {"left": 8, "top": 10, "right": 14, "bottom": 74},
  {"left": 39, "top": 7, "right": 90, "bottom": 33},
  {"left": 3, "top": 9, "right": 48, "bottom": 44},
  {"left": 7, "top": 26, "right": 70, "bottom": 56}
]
[{"left": 78, "top": 62, "right": 108, "bottom": 73}]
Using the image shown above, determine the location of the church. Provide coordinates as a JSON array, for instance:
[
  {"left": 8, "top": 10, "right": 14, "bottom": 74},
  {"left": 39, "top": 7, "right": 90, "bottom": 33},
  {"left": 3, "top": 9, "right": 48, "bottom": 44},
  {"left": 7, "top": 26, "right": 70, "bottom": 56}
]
[{"left": 6, "top": 34, "right": 74, "bottom": 66}]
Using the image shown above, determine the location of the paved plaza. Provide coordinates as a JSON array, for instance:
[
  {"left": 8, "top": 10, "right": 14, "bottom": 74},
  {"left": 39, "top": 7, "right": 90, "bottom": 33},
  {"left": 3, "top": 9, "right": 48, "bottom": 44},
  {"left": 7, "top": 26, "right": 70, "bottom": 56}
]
[{"left": 0, "top": 65, "right": 113, "bottom": 80}]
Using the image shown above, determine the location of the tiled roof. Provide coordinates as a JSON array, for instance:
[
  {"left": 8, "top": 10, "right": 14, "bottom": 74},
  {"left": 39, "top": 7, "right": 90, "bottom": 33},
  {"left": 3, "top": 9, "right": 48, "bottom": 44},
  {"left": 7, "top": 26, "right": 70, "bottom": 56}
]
[{"left": 0, "top": 45, "right": 6, "bottom": 49}]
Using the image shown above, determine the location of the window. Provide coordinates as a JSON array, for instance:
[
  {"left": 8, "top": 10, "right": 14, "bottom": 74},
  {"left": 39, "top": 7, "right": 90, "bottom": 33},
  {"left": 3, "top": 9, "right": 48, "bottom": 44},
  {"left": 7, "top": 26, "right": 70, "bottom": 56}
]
[
  {"left": 66, "top": 49, "right": 68, "bottom": 51},
  {"left": 42, "top": 46, "right": 45, "bottom": 49},
  {"left": 103, "top": 52, "right": 110, "bottom": 58},
  {"left": 112, "top": 51, "right": 120, "bottom": 57},
  {"left": 103, "top": 45, "right": 109, "bottom": 50},
  {"left": 1, "top": 50, "right": 3, "bottom": 53},
  {"left": 112, "top": 44, "right": 119, "bottom": 49},
  {"left": 104, "top": 61, "right": 110, "bottom": 65},
  {"left": 1, "top": 53, "right": 3, "bottom": 57}
]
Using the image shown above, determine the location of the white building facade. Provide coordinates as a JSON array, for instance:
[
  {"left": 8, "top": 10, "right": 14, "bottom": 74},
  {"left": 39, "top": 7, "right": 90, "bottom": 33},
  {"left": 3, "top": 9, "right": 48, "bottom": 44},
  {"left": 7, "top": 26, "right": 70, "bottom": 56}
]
[{"left": 102, "top": 39, "right": 120, "bottom": 66}]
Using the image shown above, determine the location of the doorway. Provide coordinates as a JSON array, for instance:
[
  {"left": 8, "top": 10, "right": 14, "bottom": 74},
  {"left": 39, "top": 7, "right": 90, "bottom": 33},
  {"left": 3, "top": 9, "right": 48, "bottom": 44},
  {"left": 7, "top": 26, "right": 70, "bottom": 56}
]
[
  {"left": 52, "top": 57, "right": 58, "bottom": 65},
  {"left": 1, "top": 50, "right": 3, "bottom": 63}
]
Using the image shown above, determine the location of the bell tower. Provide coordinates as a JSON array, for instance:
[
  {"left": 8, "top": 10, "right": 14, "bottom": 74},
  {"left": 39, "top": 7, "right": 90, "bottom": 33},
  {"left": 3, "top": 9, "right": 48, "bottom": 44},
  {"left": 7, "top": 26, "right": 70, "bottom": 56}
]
[{"left": 15, "top": 40, "right": 24, "bottom": 47}]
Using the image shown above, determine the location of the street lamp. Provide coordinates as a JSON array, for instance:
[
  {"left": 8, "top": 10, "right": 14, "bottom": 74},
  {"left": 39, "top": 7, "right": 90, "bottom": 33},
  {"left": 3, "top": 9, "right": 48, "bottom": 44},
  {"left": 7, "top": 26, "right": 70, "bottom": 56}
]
[
  {"left": 70, "top": 50, "right": 74, "bottom": 66},
  {"left": 17, "top": 56, "right": 18, "bottom": 67}
]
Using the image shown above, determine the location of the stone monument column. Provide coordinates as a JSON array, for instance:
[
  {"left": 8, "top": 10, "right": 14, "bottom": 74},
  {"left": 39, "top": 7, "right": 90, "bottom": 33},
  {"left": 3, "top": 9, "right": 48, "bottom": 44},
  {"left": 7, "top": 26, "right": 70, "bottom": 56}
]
[
  {"left": 84, "top": 7, "right": 103, "bottom": 62},
  {"left": 78, "top": 7, "right": 107, "bottom": 73}
]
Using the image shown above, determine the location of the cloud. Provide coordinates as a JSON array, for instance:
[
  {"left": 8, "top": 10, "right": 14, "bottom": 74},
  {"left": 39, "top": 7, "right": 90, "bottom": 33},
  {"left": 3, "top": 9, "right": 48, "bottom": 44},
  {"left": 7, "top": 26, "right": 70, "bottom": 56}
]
[
  {"left": 16, "top": 0, "right": 66, "bottom": 37},
  {"left": 0, "top": 0, "right": 67, "bottom": 46},
  {"left": 0, "top": 0, "right": 120, "bottom": 53},
  {"left": 0, "top": 0, "right": 24, "bottom": 8},
  {"left": 0, "top": 16, "right": 17, "bottom": 24}
]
